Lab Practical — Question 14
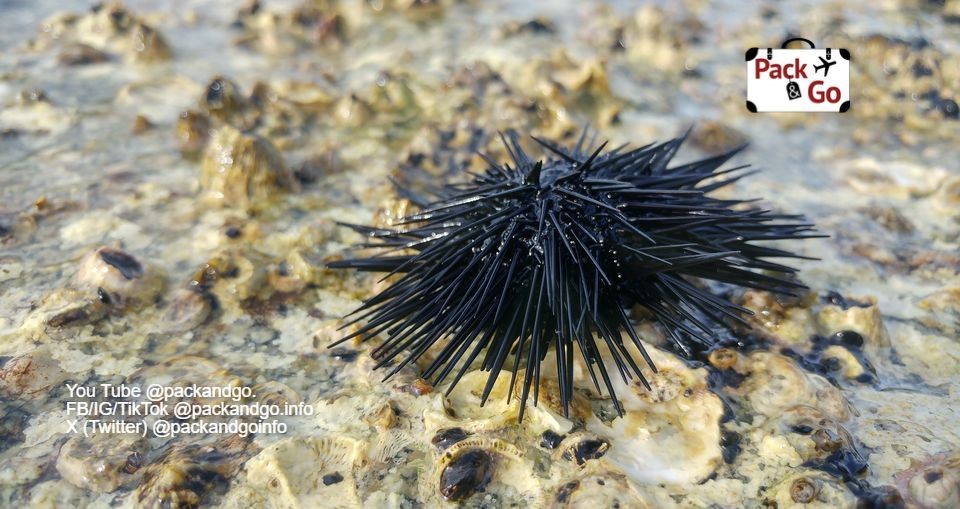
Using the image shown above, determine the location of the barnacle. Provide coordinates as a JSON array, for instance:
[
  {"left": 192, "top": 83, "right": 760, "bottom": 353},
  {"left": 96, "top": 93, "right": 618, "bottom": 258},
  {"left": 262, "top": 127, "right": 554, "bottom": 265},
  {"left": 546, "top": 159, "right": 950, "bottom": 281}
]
[
  {"left": 40, "top": 246, "right": 165, "bottom": 329},
  {"left": 56, "top": 433, "right": 148, "bottom": 493},
  {"left": 549, "top": 468, "right": 653, "bottom": 509},
  {"left": 199, "top": 124, "right": 298, "bottom": 211},
  {"left": 246, "top": 436, "right": 364, "bottom": 509},
  {"left": 330, "top": 129, "right": 819, "bottom": 418},
  {"left": 425, "top": 437, "right": 538, "bottom": 505},
  {"left": 136, "top": 437, "right": 253, "bottom": 509}
]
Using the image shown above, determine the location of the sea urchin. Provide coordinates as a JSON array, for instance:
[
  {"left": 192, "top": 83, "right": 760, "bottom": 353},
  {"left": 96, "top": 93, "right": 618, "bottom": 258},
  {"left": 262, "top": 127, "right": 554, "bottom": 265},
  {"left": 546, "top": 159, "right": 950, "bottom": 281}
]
[{"left": 329, "top": 129, "right": 819, "bottom": 419}]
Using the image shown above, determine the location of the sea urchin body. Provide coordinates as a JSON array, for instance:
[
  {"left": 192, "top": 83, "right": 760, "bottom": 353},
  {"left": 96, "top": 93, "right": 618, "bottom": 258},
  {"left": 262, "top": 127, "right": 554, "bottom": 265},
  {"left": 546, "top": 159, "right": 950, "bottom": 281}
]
[{"left": 329, "top": 129, "right": 819, "bottom": 419}]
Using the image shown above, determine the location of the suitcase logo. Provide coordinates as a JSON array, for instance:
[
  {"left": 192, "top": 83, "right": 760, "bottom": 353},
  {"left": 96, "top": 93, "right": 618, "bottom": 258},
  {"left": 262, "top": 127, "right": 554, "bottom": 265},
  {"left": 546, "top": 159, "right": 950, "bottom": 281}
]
[
  {"left": 786, "top": 81, "right": 801, "bottom": 100},
  {"left": 746, "top": 38, "right": 850, "bottom": 113}
]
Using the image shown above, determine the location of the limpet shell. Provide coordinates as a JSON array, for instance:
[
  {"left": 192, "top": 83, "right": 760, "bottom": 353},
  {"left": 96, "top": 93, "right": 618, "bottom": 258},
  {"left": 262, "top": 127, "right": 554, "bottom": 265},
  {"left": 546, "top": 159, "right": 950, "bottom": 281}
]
[
  {"left": 175, "top": 110, "right": 212, "bottom": 157},
  {"left": 38, "top": 247, "right": 165, "bottom": 330},
  {"left": 128, "top": 21, "right": 170, "bottom": 62},
  {"left": 363, "top": 401, "right": 398, "bottom": 431},
  {"left": 790, "top": 476, "right": 821, "bottom": 503},
  {"left": 42, "top": 288, "right": 109, "bottom": 329},
  {"left": 510, "top": 373, "right": 590, "bottom": 426},
  {"left": 431, "top": 428, "right": 470, "bottom": 451},
  {"left": 372, "top": 198, "right": 415, "bottom": 228},
  {"left": 738, "top": 289, "right": 818, "bottom": 344}
]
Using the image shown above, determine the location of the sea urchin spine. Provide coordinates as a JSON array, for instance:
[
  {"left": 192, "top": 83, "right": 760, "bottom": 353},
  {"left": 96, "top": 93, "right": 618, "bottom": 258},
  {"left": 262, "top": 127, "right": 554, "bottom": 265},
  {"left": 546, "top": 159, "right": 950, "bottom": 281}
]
[{"left": 329, "top": 129, "right": 820, "bottom": 419}]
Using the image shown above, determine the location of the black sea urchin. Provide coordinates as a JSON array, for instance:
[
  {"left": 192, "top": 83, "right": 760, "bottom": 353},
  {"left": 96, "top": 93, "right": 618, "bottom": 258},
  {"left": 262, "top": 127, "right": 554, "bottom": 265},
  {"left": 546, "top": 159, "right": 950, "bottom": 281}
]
[{"left": 329, "top": 129, "right": 819, "bottom": 419}]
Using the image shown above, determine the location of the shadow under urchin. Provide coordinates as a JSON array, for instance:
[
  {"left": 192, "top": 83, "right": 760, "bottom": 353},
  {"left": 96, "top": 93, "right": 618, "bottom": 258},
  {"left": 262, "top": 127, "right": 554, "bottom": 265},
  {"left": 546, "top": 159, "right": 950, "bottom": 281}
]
[{"left": 328, "top": 128, "right": 821, "bottom": 420}]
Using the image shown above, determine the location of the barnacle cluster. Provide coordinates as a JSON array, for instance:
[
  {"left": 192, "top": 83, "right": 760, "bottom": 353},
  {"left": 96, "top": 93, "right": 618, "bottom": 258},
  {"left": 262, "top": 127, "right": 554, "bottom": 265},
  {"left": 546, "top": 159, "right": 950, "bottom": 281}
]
[{"left": 29, "top": 2, "right": 171, "bottom": 63}]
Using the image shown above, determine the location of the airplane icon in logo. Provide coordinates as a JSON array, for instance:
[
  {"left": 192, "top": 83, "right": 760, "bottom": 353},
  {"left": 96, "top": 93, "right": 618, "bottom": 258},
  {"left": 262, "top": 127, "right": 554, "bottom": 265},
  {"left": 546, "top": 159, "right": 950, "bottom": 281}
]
[{"left": 814, "top": 55, "right": 836, "bottom": 76}]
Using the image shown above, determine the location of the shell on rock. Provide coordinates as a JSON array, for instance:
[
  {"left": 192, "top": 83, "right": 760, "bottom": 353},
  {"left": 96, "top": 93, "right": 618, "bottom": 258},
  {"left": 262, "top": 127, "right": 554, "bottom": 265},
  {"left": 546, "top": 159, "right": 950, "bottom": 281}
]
[
  {"left": 159, "top": 288, "right": 212, "bottom": 333},
  {"left": 623, "top": 6, "right": 690, "bottom": 72},
  {"left": 136, "top": 436, "right": 253, "bottom": 509},
  {"left": 32, "top": 2, "right": 171, "bottom": 63},
  {"left": 556, "top": 433, "right": 610, "bottom": 468},
  {"left": 426, "top": 437, "right": 540, "bottom": 507},
  {"left": 935, "top": 175, "right": 960, "bottom": 213},
  {"left": 0, "top": 348, "right": 68, "bottom": 399},
  {"left": 895, "top": 453, "right": 960, "bottom": 509},
  {"left": 432, "top": 370, "right": 519, "bottom": 432},
  {"left": 231, "top": 3, "right": 348, "bottom": 55},
  {"left": 199, "top": 125, "right": 298, "bottom": 211},
  {"left": 128, "top": 21, "right": 171, "bottom": 62},
  {"left": 430, "top": 369, "right": 576, "bottom": 435},
  {"left": 775, "top": 406, "right": 861, "bottom": 465},
  {"left": 367, "top": 71, "right": 422, "bottom": 115},
  {"left": 439, "top": 449, "right": 492, "bottom": 501},
  {"left": 738, "top": 352, "right": 850, "bottom": 420},
  {"left": 73, "top": 246, "right": 165, "bottom": 308},
  {"left": 739, "top": 289, "right": 819, "bottom": 344},
  {"left": 252, "top": 380, "right": 301, "bottom": 408},
  {"left": 363, "top": 400, "right": 398, "bottom": 432},
  {"left": 175, "top": 110, "right": 212, "bottom": 157},
  {"left": 816, "top": 296, "right": 892, "bottom": 348},
  {"left": 821, "top": 344, "right": 867, "bottom": 379},
  {"left": 431, "top": 428, "right": 470, "bottom": 451},
  {"left": 57, "top": 43, "right": 109, "bottom": 65},
  {"left": 187, "top": 249, "right": 269, "bottom": 304},
  {"left": 246, "top": 436, "right": 364, "bottom": 509},
  {"left": 548, "top": 467, "right": 652, "bottom": 509},
  {"left": 763, "top": 471, "right": 857, "bottom": 508},
  {"left": 199, "top": 76, "right": 258, "bottom": 130},
  {"left": 585, "top": 339, "right": 724, "bottom": 484},
  {"left": 56, "top": 433, "right": 149, "bottom": 493},
  {"left": 42, "top": 288, "right": 109, "bottom": 329},
  {"left": 333, "top": 94, "right": 375, "bottom": 127},
  {"left": 372, "top": 198, "right": 415, "bottom": 229},
  {"left": 126, "top": 356, "right": 244, "bottom": 424},
  {"left": 41, "top": 246, "right": 165, "bottom": 329},
  {"left": 266, "top": 249, "right": 325, "bottom": 294}
]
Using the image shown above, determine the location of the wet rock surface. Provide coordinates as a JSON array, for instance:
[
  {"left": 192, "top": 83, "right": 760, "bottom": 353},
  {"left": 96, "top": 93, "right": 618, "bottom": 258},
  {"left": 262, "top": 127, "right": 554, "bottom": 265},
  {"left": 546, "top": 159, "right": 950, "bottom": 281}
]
[{"left": 0, "top": 0, "right": 958, "bottom": 508}]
